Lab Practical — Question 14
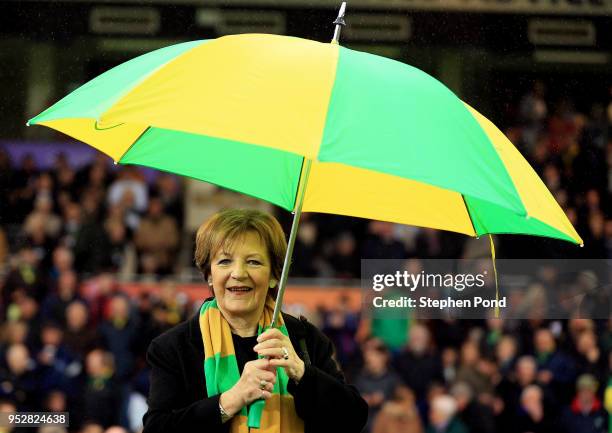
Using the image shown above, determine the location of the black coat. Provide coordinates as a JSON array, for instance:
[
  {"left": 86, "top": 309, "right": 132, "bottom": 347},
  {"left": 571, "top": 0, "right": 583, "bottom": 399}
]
[{"left": 142, "top": 306, "right": 368, "bottom": 433}]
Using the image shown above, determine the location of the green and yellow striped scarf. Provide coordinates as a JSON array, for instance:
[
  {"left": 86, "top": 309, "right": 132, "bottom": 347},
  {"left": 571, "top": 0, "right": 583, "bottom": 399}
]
[{"left": 199, "top": 296, "right": 304, "bottom": 433}]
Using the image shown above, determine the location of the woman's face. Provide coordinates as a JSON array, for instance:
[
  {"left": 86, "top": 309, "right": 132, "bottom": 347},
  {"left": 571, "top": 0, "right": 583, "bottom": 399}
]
[{"left": 210, "top": 231, "right": 274, "bottom": 322}]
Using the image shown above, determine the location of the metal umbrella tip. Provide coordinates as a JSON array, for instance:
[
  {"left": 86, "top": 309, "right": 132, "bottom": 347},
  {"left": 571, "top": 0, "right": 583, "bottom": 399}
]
[
  {"left": 332, "top": 2, "right": 347, "bottom": 43},
  {"left": 335, "top": 2, "right": 347, "bottom": 24}
]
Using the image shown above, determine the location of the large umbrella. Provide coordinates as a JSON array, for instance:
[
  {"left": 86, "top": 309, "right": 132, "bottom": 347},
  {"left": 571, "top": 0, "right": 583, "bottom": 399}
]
[{"left": 28, "top": 3, "right": 581, "bottom": 325}]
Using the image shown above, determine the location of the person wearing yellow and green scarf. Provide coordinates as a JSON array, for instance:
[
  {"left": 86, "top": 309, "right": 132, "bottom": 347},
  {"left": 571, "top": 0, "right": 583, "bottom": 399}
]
[{"left": 142, "top": 209, "right": 367, "bottom": 433}]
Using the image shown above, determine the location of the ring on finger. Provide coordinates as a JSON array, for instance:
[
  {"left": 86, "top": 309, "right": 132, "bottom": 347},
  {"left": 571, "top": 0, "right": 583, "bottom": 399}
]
[
  {"left": 281, "top": 347, "right": 290, "bottom": 360},
  {"left": 259, "top": 379, "right": 267, "bottom": 390}
]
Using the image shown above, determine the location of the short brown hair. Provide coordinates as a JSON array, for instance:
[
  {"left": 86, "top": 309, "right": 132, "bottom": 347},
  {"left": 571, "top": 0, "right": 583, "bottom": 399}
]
[{"left": 194, "top": 209, "right": 287, "bottom": 284}]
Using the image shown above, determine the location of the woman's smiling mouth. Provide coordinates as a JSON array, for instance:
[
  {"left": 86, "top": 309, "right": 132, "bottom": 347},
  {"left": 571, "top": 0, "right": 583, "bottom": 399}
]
[{"left": 227, "top": 286, "right": 253, "bottom": 294}]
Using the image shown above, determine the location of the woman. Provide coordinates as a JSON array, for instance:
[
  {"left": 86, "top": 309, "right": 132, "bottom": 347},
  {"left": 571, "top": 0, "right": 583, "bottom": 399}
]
[{"left": 142, "top": 209, "right": 367, "bottom": 433}]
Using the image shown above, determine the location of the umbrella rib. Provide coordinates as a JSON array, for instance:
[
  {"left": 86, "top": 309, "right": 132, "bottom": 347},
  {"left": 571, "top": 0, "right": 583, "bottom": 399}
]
[
  {"left": 291, "top": 157, "right": 306, "bottom": 209},
  {"left": 461, "top": 194, "right": 478, "bottom": 238},
  {"left": 114, "top": 126, "right": 152, "bottom": 163}
]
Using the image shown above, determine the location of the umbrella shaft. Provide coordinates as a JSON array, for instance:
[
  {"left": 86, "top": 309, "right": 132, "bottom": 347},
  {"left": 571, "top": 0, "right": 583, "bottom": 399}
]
[
  {"left": 332, "top": 26, "right": 342, "bottom": 43},
  {"left": 271, "top": 158, "right": 312, "bottom": 327}
]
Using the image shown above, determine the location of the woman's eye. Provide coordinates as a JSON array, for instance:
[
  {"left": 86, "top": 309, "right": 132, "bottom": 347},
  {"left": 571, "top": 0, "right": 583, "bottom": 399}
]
[
  {"left": 217, "top": 259, "right": 231, "bottom": 265},
  {"left": 248, "top": 260, "right": 262, "bottom": 265}
]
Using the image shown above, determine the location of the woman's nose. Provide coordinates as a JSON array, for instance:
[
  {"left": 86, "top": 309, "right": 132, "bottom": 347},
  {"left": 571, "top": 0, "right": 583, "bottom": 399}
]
[{"left": 230, "top": 262, "right": 247, "bottom": 279}]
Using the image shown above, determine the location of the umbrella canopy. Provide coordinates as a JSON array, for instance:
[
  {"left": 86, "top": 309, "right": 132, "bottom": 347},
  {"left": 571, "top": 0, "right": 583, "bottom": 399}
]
[{"left": 28, "top": 33, "right": 581, "bottom": 245}]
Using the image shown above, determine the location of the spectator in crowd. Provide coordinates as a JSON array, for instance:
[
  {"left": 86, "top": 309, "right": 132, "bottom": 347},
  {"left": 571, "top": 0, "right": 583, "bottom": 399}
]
[
  {"left": 155, "top": 281, "right": 186, "bottom": 328},
  {"left": 414, "top": 228, "right": 444, "bottom": 259},
  {"left": 49, "top": 246, "right": 74, "bottom": 283},
  {"left": 79, "top": 273, "right": 121, "bottom": 328},
  {"left": 134, "top": 196, "right": 179, "bottom": 276},
  {"left": 0, "top": 344, "right": 39, "bottom": 410},
  {"left": 60, "top": 202, "right": 83, "bottom": 250},
  {"left": 515, "top": 384, "right": 555, "bottom": 433},
  {"left": 372, "top": 386, "right": 423, "bottom": 433},
  {"left": 365, "top": 287, "right": 411, "bottom": 353},
  {"left": 24, "top": 218, "right": 56, "bottom": 275},
  {"left": 29, "top": 173, "right": 56, "bottom": 220},
  {"left": 533, "top": 328, "right": 576, "bottom": 403},
  {"left": 394, "top": 323, "right": 444, "bottom": 403},
  {"left": 103, "top": 213, "right": 134, "bottom": 276},
  {"left": 134, "top": 293, "right": 172, "bottom": 357},
  {"left": 41, "top": 270, "right": 82, "bottom": 326},
  {"left": 23, "top": 195, "right": 62, "bottom": 241},
  {"left": 575, "top": 271, "right": 611, "bottom": 319},
  {"left": 327, "top": 232, "right": 360, "bottom": 278},
  {"left": 291, "top": 217, "right": 320, "bottom": 277},
  {"left": 135, "top": 283, "right": 186, "bottom": 358},
  {"left": 496, "top": 355, "right": 554, "bottom": 433},
  {"left": 35, "top": 321, "right": 80, "bottom": 398},
  {"left": 52, "top": 153, "right": 78, "bottom": 209},
  {"left": 559, "top": 374, "right": 608, "bottom": 433},
  {"left": 73, "top": 199, "right": 113, "bottom": 276},
  {"left": 542, "top": 162, "right": 563, "bottom": 195},
  {"left": 3, "top": 246, "right": 40, "bottom": 299},
  {"left": 495, "top": 335, "right": 519, "bottom": 377},
  {"left": 76, "top": 153, "right": 113, "bottom": 193},
  {"left": 0, "top": 321, "right": 29, "bottom": 362},
  {"left": 455, "top": 341, "right": 494, "bottom": 397},
  {"left": 0, "top": 398, "right": 20, "bottom": 433},
  {"left": 10, "top": 154, "right": 38, "bottom": 224},
  {"left": 429, "top": 317, "right": 466, "bottom": 352},
  {"left": 362, "top": 221, "right": 407, "bottom": 259},
  {"left": 9, "top": 296, "right": 41, "bottom": 349},
  {"left": 78, "top": 349, "right": 121, "bottom": 429},
  {"left": 98, "top": 295, "right": 138, "bottom": 382},
  {"left": 441, "top": 347, "right": 458, "bottom": 384},
  {"left": 450, "top": 382, "right": 495, "bottom": 433},
  {"left": 63, "top": 300, "right": 99, "bottom": 361},
  {"left": 151, "top": 173, "right": 183, "bottom": 230},
  {"left": 42, "top": 389, "right": 68, "bottom": 413},
  {"left": 426, "top": 394, "right": 468, "bottom": 433},
  {"left": 567, "top": 318, "right": 597, "bottom": 351},
  {"left": 575, "top": 330, "right": 608, "bottom": 387},
  {"left": 361, "top": 260, "right": 421, "bottom": 354},
  {"left": 354, "top": 338, "right": 401, "bottom": 433},
  {"left": 321, "top": 294, "right": 359, "bottom": 370},
  {"left": 106, "top": 167, "right": 148, "bottom": 232},
  {"left": 519, "top": 80, "right": 548, "bottom": 151},
  {"left": 482, "top": 317, "right": 505, "bottom": 358}
]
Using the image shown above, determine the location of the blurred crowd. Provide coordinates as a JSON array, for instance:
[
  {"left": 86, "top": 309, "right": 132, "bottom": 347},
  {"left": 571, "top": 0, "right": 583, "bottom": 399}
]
[
  {"left": 0, "top": 81, "right": 609, "bottom": 432},
  {"left": 334, "top": 310, "right": 611, "bottom": 433},
  {"left": 0, "top": 155, "right": 184, "bottom": 280}
]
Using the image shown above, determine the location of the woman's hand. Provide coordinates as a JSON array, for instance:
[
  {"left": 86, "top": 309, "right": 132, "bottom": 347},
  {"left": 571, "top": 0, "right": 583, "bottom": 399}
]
[
  {"left": 220, "top": 358, "right": 276, "bottom": 417},
  {"left": 254, "top": 328, "right": 305, "bottom": 383}
]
